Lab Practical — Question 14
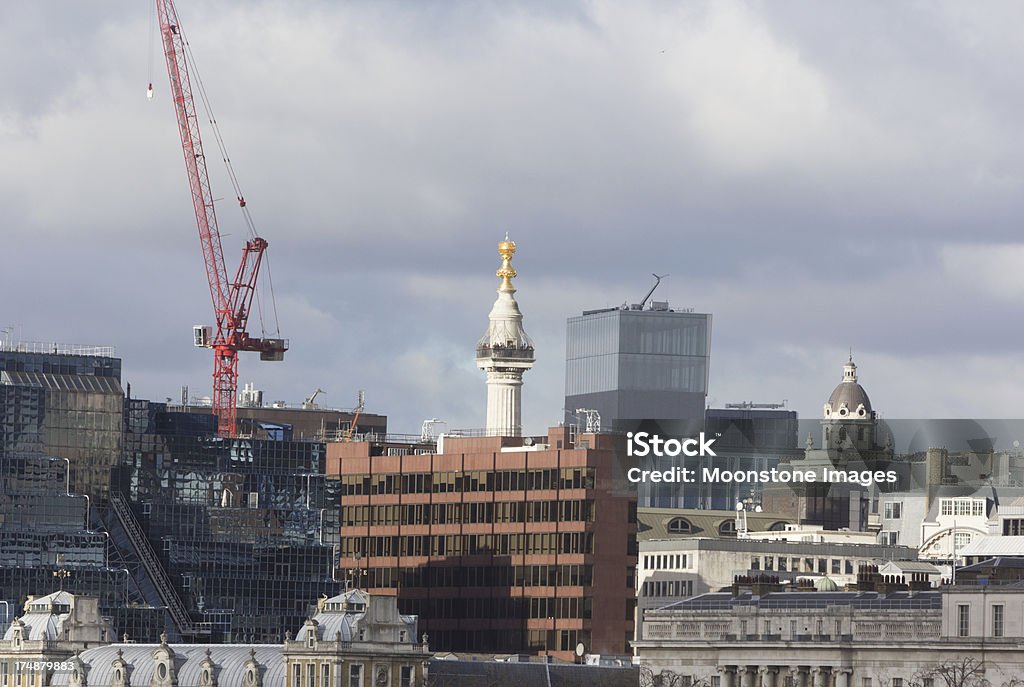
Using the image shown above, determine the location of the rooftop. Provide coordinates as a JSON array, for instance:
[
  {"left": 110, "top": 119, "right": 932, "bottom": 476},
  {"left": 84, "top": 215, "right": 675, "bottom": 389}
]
[{"left": 653, "top": 590, "right": 943, "bottom": 612}]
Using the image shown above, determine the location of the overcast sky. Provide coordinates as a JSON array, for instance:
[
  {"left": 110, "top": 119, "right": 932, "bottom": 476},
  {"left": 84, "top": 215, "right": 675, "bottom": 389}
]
[{"left": 4, "top": 1, "right": 1024, "bottom": 434}]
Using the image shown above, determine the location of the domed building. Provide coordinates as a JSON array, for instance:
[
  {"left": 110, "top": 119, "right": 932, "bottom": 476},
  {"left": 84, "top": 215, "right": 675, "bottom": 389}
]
[
  {"left": 821, "top": 355, "right": 878, "bottom": 452},
  {"left": 45, "top": 590, "right": 429, "bottom": 687},
  {"left": 763, "top": 355, "right": 895, "bottom": 531},
  {"left": 0, "top": 591, "right": 114, "bottom": 685}
]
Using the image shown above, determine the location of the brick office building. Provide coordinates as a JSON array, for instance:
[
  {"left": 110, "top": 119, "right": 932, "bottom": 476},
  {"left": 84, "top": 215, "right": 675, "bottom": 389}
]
[{"left": 326, "top": 427, "right": 638, "bottom": 660}]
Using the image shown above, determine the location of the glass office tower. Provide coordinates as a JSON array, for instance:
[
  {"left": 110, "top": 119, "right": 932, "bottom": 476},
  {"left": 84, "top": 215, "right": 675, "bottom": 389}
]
[
  {"left": 0, "top": 345, "right": 123, "bottom": 502},
  {"left": 0, "top": 346, "right": 163, "bottom": 640},
  {"left": 565, "top": 305, "right": 712, "bottom": 430}
]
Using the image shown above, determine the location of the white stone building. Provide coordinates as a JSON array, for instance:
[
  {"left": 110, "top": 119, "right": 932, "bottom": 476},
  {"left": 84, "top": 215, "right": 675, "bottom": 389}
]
[
  {"left": 634, "top": 583, "right": 1024, "bottom": 687},
  {"left": 40, "top": 590, "right": 429, "bottom": 687},
  {"left": 637, "top": 536, "right": 919, "bottom": 616}
]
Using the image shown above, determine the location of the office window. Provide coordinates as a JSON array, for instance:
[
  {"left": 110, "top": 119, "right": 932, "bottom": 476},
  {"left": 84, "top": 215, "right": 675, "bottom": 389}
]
[
  {"left": 958, "top": 604, "right": 970, "bottom": 637},
  {"left": 993, "top": 604, "right": 1004, "bottom": 637},
  {"left": 941, "top": 499, "right": 985, "bottom": 517},
  {"left": 954, "top": 531, "right": 972, "bottom": 553},
  {"left": 1004, "top": 518, "right": 1024, "bottom": 536}
]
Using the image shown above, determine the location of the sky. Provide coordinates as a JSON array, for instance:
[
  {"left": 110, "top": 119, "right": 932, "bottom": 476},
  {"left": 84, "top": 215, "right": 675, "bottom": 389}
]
[{"left": 4, "top": 1, "right": 1024, "bottom": 434}]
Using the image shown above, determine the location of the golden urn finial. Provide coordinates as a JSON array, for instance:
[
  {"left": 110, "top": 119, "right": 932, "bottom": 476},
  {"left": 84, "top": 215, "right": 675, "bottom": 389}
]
[{"left": 496, "top": 232, "right": 517, "bottom": 289}]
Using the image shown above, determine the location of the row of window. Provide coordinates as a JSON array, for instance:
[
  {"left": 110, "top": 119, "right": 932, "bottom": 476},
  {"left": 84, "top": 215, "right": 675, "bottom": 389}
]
[
  {"left": 1004, "top": 518, "right": 1024, "bottom": 536},
  {"left": 958, "top": 603, "right": 1004, "bottom": 638},
  {"left": 642, "top": 579, "right": 693, "bottom": 598},
  {"left": 643, "top": 553, "right": 689, "bottom": 570},
  {"left": 359, "top": 564, "right": 595, "bottom": 589},
  {"left": 289, "top": 663, "right": 414, "bottom": 687},
  {"left": 941, "top": 498, "right": 985, "bottom": 517},
  {"left": 337, "top": 468, "right": 596, "bottom": 496},
  {"left": 751, "top": 556, "right": 856, "bottom": 575},
  {"left": 340, "top": 532, "right": 596, "bottom": 558},
  {"left": 704, "top": 678, "right": 935, "bottom": 687},
  {"left": 341, "top": 499, "right": 594, "bottom": 527}
]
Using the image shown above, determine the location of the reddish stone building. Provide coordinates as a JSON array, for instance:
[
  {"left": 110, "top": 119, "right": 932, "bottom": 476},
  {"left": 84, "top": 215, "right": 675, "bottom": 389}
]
[{"left": 326, "top": 426, "right": 637, "bottom": 660}]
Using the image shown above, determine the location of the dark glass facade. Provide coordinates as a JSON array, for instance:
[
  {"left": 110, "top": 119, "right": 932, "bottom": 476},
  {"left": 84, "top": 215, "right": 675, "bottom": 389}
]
[
  {"left": 0, "top": 350, "right": 123, "bottom": 501},
  {"left": 1, "top": 347, "right": 341, "bottom": 644},
  {"left": 565, "top": 308, "right": 711, "bottom": 430},
  {"left": 651, "top": 408, "right": 802, "bottom": 510},
  {"left": 0, "top": 350, "right": 163, "bottom": 640},
  {"left": 116, "top": 401, "right": 342, "bottom": 642}
]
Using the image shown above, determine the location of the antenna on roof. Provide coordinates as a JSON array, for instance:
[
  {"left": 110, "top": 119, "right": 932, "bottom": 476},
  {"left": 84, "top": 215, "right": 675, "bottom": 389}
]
[{"left": 639, "top": 273, "right": 668, "bottom": 309}]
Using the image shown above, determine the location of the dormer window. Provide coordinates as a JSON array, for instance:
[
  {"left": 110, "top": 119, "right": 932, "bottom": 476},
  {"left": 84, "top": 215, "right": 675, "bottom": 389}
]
[
  {"left": 307, "top": 633, "right": 315, "bottom": 649},
  {"left": 667, "top": 517, "right": 692, "bottom": 534}
]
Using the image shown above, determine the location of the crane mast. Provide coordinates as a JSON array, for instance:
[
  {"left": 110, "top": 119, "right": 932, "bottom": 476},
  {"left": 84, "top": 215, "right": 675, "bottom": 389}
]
[{"left": 156, "top": 0, "right": 286, "bottom": 436}]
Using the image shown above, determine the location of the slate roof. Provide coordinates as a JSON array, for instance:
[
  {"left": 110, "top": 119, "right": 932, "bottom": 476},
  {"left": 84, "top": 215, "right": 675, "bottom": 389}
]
[
  {"left": 638, "top": 507, "right": 791, "bottom": 541},
  {"left": 49, "top": 644, "right": 282, "bottom": 687},
  {"left": 427, "top": 658, "right": 637, "bottom": 687},
  {"left": 654, "top": 590, "right": 942, "bottom": 612}
]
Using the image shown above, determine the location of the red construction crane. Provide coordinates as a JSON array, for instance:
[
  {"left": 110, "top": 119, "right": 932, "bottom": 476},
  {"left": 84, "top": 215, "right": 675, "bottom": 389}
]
[{"left": 155, "top": 0, "right": 287, "bottom": 436}]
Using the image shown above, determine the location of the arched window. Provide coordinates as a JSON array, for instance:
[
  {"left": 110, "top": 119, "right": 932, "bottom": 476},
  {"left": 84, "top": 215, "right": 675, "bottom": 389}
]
[
  {"left": 718, "top": 520, "right": 737, "bottom": 536},
  {"left": 769, "top": 521, "right": 789, "bottom": 531},
  {"left": 667, "top": 518, "right": 692, "bottom": 534}
]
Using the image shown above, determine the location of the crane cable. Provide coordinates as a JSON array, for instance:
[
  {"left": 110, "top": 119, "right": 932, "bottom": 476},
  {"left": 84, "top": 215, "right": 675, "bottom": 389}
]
[
  {"left": 146, "top": 2, "right": 156, "bottom": 99},
  {"left": 173, "top": 15, "right": 282, "bottom": 337}
]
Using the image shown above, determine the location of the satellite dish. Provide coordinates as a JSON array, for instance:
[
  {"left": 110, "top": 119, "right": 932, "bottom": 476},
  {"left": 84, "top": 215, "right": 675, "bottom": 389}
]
[
  {"left": 754, "top": 505, "right": 763, "bottom": 513},
  {"left": 735, "top": 502, "right": 744, "bottom": 511},
  {"left": 1015, "top": 440, "right": 1021, "bottom": 449},
  {"left": 575, "top": 642, "right": 585, "bottom": 657}
]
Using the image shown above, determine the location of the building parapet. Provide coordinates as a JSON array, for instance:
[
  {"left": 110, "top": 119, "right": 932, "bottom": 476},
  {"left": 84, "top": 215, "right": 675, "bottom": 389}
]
[{"left": 0, "top": 341, "right": 115, "bottom": 357}]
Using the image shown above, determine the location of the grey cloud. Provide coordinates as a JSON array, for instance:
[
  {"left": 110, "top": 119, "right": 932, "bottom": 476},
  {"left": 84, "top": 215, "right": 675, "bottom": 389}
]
[{"left": 4, "top": 1, "right": 1024, "bottom": 432}]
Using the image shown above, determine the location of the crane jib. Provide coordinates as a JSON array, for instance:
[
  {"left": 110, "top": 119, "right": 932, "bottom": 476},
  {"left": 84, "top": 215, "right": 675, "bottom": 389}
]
[{"left": 155, "top": 0, "right": 287, "bottom": 437}]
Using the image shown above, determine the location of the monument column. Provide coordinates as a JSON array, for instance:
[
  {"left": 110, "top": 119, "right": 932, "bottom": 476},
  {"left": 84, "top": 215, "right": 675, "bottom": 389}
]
[{"left": 475, "top": 234, "right": 535, "bottom": 437}]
